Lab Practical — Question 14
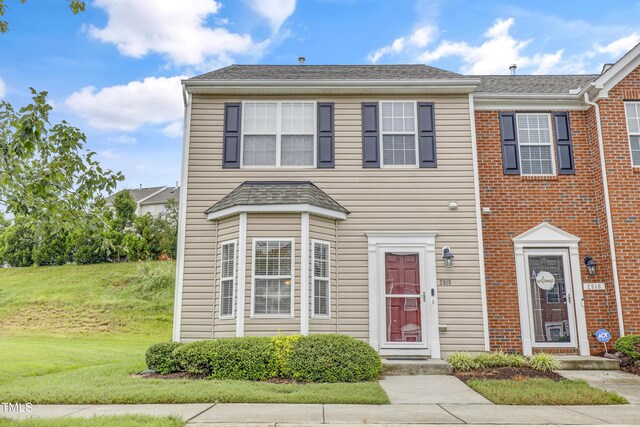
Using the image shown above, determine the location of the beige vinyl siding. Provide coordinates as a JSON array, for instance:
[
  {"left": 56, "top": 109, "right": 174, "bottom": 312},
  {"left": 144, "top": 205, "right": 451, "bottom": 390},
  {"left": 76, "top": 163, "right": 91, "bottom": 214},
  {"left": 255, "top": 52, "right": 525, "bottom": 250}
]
[
  {"left": 213, "top": 216, "right": 239, "bottom": 338},
  {"left": 244, "top": 213, "right": 301, "bottom": 336},
  {"left": 309, "top": 216, "right": 338, "bottom": 333},
  {"left": 181, "top": 94, "right": 484, "bottom": 352}
]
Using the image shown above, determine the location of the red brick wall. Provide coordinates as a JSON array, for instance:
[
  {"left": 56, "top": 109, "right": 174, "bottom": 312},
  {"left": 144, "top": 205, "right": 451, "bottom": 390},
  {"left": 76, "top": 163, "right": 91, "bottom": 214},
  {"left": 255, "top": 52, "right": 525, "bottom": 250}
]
[
  {"left": 598, "top": 65, "right": 640, "bottom": 334},
  {"left": 476, "top": 109, "right": 621, "bottom": 354}
]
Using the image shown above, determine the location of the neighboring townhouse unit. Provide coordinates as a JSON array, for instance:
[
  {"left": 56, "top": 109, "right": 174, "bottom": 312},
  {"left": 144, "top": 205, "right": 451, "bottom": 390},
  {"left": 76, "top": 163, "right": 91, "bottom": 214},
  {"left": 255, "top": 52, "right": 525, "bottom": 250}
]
[
  {"left": 174, "top": 65, "right": 489, "bottom": 358},
  {"left": 174, "top": 43, "right": 640, "bottom": 358},
  {"left": 106, "top": 185, "right": 180, "bottom": 217}
]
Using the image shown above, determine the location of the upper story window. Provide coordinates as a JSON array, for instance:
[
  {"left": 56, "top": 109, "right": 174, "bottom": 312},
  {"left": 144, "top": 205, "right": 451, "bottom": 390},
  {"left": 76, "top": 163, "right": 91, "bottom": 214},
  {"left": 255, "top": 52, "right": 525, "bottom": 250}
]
[
  {"left": 516, "top": 113, "right": 555, "bottom": 176},
  {"left": 380, "top": 101, "right": 417, "bottom": 166},
  {"left": 624, "top": 102, "right": 640, "bottom": 167},
  {"left": 242, "top": 102, "right": 316, "bottom": 167}
]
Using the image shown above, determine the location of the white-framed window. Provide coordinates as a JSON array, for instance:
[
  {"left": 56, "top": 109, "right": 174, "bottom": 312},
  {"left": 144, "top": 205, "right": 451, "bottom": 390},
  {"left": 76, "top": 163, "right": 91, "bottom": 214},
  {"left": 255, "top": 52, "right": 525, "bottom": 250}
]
[
  {"left": 380, "top": 101, "right": 418, "bottom": 167},
  {"left": 312, "top": 240, "right": 330, "bottom": 318},
  {"left": 251, "top": 239, "right": 294, "bottom": 317},
  {"left": 546, "top": 284, "right": 560, "bottom": 304},
  {"left": 624, "top": 102, "right": 640, "bottom": 167},
  {"left": 219, "top": 240, "right": 237, "bottom": 319},
  {"left": 242, "top": 101, "right": 316, "bottom": 167},
  {"left": 516, "top": 113, "right": 555, "bottom": 176}
]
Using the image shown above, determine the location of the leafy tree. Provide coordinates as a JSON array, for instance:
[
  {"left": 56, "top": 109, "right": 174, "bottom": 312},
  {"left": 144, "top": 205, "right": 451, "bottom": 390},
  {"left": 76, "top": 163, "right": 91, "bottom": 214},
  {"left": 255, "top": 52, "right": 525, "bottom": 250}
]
[
  {"left": 0, "top": 0, "right": 85, "bottom": 33},
  {"left": 0, "top": 218, "right": 35, "bottom": 267},
  {"left": 0, "top": 89, "right": 123, "bottom": 231},
  {"left": 32, "top": 223, "right": 70, "bottom": 266}
]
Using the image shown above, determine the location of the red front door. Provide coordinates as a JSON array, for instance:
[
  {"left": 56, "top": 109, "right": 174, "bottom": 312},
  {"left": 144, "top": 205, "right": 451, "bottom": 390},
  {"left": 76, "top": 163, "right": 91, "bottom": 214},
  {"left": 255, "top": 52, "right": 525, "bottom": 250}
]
[{"left": 385, "top": 253, "right": 422, "bottom": 343}]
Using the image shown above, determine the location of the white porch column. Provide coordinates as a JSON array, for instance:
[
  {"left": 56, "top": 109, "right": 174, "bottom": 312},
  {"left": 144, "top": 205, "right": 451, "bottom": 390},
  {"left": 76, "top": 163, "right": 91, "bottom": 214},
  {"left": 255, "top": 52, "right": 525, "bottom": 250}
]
[
  {"left": 569, "top": 243, "right": 591, "bottom": 356},
  {"left": 300, "top": 213, "right": 310, "bottom": 335},
  {"left": 236, "top": 212, "right": 247, "bottom": 337}
]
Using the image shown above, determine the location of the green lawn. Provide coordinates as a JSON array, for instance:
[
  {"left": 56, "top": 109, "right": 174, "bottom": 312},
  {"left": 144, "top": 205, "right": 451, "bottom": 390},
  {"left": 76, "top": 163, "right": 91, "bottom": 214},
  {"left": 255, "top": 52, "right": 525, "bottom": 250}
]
[
  {"left": 468, "top": 378, "right": 628, "bottom": 405},
  {"left": 0, "top": 262, "right": 388, "bottom": 405},
  {"left": 0, "top": 415, "right": 184, "bottom": 427}
]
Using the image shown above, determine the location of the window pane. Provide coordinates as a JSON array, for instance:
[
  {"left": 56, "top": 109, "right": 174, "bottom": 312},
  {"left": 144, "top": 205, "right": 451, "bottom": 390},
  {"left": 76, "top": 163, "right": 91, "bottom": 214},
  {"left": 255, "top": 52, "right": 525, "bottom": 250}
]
[
  {"left": 521, "top": 145, "right": 552, "bottom": 175},
  {"left": 517, "top": 114, "right": 551, "bottom": 144},
  {"left": 244, "top": 102, "right": 276, "bottom": 134},
  {"left": 281, "top": 135, "right": 314, "bottom": 166},
  {"left": 221, "top": 280, "right": 234, "bottom": 316},
  {"left": 626, "top": 103, "right": 640, "bottom": 134},
  {"left": 381, "top": 102, "right": 415, "bottom": 133},
  {"left": 314, "top": 279, "right": 329, "bottom": 316},
  {"left": 383, "top": 135, "right": 416, "bottom": 165},
  {"left": 281, "top": 102, "right": 314, "bottom": 134},
  {"left": 243, "top": 135, "right": 276, "bottom": 166},
  {"left": 631, "top": 135, "right": 640, "bottom": 166},
  {"left": 221, "top": 243, "right": 235, "bottom": 279},
  {"left": 254, "top": 278, "right": 291, "bottom": 315}
]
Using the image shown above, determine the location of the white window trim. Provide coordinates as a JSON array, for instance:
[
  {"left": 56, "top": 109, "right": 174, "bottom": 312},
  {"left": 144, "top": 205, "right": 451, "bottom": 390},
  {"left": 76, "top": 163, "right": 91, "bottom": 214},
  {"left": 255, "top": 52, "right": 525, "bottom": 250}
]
[
  {"left": 219, "top": 239, "right": 237, "bottom": 319},
  {"left": 379, "top": 100, "right": 419, "bottom": 168},
  {"left": 624, "top": 101, "right": 640, "bottom": 168},
  {"left": 516, "top": 112, "right": 557, "bottom": 177},
  {"left": 311, "top": 239, "right": 331, "bottom": 319},
  {"left": 240, "top": 100, "right": 317, "bottom": 169},
  {"left": 250, "top": 238, "right": 296, "bottom": 318}
]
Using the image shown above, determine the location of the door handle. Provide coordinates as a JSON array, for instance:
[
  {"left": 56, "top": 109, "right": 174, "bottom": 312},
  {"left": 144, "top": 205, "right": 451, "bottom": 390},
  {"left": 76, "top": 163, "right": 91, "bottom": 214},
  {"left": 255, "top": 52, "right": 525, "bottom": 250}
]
[
  {"left": 567, "top": 293, "right": 572, "bottom": 304},
  {"left": 422, "top": 291, "right": 426, "bottom": 302}
]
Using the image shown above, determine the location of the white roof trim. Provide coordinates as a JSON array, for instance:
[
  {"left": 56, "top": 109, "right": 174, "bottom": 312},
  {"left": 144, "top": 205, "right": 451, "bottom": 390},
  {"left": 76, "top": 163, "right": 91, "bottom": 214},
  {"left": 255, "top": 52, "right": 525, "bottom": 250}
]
[
  {"left": 474, "top": 93, "right": 588, "bottom": 111},
  {"left": 592, "top": 41, "right": 640, "bottom": 100},
  {"left": 513, "top": 222, "right": 580, "bottom": 245},
  {"left": 206, "top": 203, "right": 348, "bottom": 221}
]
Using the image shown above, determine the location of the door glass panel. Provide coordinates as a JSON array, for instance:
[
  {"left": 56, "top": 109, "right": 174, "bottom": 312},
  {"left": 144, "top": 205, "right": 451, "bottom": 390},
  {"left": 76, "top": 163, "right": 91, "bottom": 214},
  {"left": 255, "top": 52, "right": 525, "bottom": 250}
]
[
  {"left": 527, "top": 255, "right": 571, "bottom": 344},
  {"left": 385, "top": 253, "right": 422, "bottom": 343}
]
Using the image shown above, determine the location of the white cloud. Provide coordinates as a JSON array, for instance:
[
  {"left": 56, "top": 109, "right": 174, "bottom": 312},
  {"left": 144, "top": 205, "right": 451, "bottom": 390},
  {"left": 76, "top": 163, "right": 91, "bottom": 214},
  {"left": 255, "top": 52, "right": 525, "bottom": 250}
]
[
  {"left": 100, "top": 149, "right": 119, "bottom": 160},
  {"left": 87, "top": 0, "right": 267, "bottom": 67},
  {"left": 367, "top": 25, "right": 437, "bottom": 63},
  {"left": 248, "top": 0, "right": 296, "bottom": 32},
  {"left": 162, "top": 121, "right": 183, "bottom": 138},
  {"left": 107, "top": 134, "right": 137, "bottom": 145},
  {"left": 594, "top": 33, "right": 640, "bottom": 57},
  {"left": 64, "top": 76, "right": 185, "bottom": 132},
  {"left": 0, "top": 77, "right": 5, "bottom": 98}
]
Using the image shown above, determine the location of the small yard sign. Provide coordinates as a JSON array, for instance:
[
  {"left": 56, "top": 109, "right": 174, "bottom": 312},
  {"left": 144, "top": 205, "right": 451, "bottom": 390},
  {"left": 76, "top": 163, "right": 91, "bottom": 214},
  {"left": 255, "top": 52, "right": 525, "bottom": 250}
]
[
  {"left": 583, "top": 282, "right": 605, "bottom": 291},
  {"left": 596, "top": 329, "right": 611, "bottom": 343}
]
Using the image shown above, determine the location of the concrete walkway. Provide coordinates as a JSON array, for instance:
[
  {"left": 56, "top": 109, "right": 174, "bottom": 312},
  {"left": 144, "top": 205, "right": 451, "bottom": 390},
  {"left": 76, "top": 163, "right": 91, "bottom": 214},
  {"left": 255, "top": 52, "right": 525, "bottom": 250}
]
[
  {"left": 379, "top": 375, "right": 491, "bottom": 404},
  {"left": 4, "top": 402, "right": 640, "bottom": 425},
  {"left": 561, "top": 369, "right": 640, "bottom": 405}
]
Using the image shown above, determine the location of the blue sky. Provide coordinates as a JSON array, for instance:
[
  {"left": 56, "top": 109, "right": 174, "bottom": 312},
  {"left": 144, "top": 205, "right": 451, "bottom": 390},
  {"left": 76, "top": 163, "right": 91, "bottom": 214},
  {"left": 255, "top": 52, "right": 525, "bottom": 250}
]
[{"left": 0, "top": 0, "right": 638, "bottom": 190}]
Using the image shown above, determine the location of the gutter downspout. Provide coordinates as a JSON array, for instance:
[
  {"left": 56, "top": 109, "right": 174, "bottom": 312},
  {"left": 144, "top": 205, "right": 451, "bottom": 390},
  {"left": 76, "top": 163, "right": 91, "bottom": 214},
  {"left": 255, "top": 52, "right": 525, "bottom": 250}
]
[{"left": 583, "top": 91, "right": 625, "bottom": 337}]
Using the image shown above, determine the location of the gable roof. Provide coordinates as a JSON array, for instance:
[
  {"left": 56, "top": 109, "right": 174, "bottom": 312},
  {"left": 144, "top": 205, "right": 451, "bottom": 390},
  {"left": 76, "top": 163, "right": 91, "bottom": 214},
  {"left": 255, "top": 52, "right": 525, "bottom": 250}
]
[
  {"left": 105, "top": 186, "right": 166, "bottom": 206},
  {"left": 140, "top": 186, "right": 180, "bottom": 206},
  {"left": 475, "top": 75, "right": 598, "bottom": 94},
  {"left": 205, "top": 181, "right": 349, "bottom": 220},
  {"left": 190, "top": 64, "right": 463, "bottom": 81}
]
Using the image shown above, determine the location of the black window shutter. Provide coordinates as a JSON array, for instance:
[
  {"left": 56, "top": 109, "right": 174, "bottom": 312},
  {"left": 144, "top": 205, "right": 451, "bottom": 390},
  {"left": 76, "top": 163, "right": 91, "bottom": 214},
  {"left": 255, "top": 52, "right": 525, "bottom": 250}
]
[
  {"left": 362, "top": 102, "right": 380, "bottom": 168},
  {"left": 499, "top": 112, "right": 520, "bottom": 175},
  {"left": 317, "top": 103, "right": 335, "bottom": 168},
  {"left": 417, "top": 102, "right": 436, "bottom": 168},
  {"left": 222, "top": 103, "right": 241, "bottom": 168},
  {"left": 553, "top": 112, "right": 575, "bottom": 175}
]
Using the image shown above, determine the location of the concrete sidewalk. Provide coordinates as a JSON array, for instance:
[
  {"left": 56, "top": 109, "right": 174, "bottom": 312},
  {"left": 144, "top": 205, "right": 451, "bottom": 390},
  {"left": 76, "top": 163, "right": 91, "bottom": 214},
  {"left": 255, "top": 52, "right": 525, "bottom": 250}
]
[{"left": 3, "top": 403, "right": 640, "bottom": 425}]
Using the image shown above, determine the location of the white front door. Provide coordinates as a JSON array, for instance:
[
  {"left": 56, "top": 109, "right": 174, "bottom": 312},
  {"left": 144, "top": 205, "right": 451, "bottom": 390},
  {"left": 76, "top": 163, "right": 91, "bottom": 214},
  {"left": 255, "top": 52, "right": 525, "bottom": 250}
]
[
  {"left": 379, "top": 248, "right": 429, "bottom": 352},
  {"left": 523, "top": 250, "right": 578, "bottom": 349}
]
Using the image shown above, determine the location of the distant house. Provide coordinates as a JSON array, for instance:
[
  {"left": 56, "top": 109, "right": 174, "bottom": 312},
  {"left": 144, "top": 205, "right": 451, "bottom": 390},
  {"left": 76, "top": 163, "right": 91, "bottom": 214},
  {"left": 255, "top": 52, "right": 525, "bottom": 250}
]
[{"left": 105, "top": 186, "right": 180, "bottom": 217}]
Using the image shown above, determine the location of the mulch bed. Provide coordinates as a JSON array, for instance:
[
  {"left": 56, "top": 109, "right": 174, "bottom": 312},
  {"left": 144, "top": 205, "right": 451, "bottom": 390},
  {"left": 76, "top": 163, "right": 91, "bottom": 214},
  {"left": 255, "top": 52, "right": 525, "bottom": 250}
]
[
  {"left": 455, "top": 367, "right": 564, "bottom": 383},
  {"left": 619, "top": 355, "right": 640, "bottom": 376}
]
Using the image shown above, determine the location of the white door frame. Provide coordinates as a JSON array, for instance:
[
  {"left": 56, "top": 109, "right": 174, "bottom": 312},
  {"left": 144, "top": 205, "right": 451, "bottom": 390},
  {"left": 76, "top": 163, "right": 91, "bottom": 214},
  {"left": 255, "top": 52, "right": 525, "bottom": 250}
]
[
  {"left": 523, "top": 249, "right": 578, "bottom": 349},
  {"left": 366, "top": 233, "right": 441, "bottom": 359},
  {"left": 513, "top": 223, "right": 590, "bottom": 356}
]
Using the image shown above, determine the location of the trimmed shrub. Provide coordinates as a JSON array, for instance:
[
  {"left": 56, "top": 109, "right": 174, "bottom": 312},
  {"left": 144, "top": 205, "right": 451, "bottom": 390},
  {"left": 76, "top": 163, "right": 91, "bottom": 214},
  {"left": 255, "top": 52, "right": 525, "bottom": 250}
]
[
  {"left": 145, "top": 341, "right": 182, "bottom": 374},
  {"left": 283, "top": 334, "right": 382, "bottom": 382},
  {"left": 271, "top": 333, "right": 302, "bottom": 377},
  {"left": 474, "top": 351, "right": 527, "bottom": 368},
  {"left": 614, "top": 335, "right": 640, "bottom": 360},
  {"left": 174, "top": 337, "right": 277, "bottom": 380},
  {"left": 529, "top": 353, "right": 560, "bottom": 372},
  {"left": 448, "top": 352, "right": 480, "bottom": 371}
]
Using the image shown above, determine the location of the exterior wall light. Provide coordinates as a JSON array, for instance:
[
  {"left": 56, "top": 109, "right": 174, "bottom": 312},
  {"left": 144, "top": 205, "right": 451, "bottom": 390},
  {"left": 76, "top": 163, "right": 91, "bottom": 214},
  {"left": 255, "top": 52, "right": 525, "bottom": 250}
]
[
  {"left": 584, "top": 256, "right": 597, "bottom": 276},
  {"left": 442, "top": 246, "right": 454, "bottom": 268}
]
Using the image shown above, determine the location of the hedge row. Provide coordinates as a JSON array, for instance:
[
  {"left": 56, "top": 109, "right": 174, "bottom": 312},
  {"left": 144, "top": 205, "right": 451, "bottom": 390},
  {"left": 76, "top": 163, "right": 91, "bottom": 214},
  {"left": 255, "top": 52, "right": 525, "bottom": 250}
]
[
  {"left": 145, "top": 334, "right": 382, "bottom": 383},
  {"left": 448, "top": 351, "right": 560, "bottom": 372},
  {"left": 614, "top": 335, "right": 640, "bottom": 360}
]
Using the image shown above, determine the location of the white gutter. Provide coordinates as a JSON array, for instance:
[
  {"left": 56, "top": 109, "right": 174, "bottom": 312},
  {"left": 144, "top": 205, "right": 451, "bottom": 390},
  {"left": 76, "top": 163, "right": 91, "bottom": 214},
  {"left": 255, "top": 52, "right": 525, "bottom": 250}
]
[
  {"left": 182, "top": 78, "right": 482, "bottom": 88},
  {"left": 583, "top": 90, "right": 625, "bottom": 337},
  {"left": 469, "top": 93, "right": 491, "bottom": 351},
  {"left": 172, "top": 86, "right": 192, "bottom": 342}
]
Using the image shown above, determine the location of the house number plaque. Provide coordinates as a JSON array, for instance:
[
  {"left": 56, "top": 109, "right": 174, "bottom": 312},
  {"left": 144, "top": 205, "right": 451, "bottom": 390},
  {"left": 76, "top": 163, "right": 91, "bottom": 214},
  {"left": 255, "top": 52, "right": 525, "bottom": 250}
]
[{"left": 583, "top": 282, "right": 605, "bottom": 291}]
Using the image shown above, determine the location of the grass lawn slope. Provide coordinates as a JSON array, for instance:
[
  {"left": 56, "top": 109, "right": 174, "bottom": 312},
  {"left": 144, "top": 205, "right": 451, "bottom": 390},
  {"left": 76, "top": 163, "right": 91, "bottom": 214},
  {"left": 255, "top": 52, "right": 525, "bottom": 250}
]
[{"left": 0, "top": 262, "right": 387, "bottom": 404}]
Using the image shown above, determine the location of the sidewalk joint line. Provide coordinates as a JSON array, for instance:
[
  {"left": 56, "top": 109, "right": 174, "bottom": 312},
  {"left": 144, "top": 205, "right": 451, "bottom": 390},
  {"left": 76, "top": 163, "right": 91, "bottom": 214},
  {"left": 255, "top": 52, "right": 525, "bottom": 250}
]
[
  {"left": 437, "top": 404, "right": 468, "bottom": 424},
  {"left": 185, "top": 403, "right": 216, "bottom": 423},
  {"left": 563, "top": 406, "right": 611, "bottom": 424},
  {"left": 322, "top": 403, "right": 326, "bottom": 424},
  {"left": 60, "top": 405, "right": 94, "bottom": 418}
]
